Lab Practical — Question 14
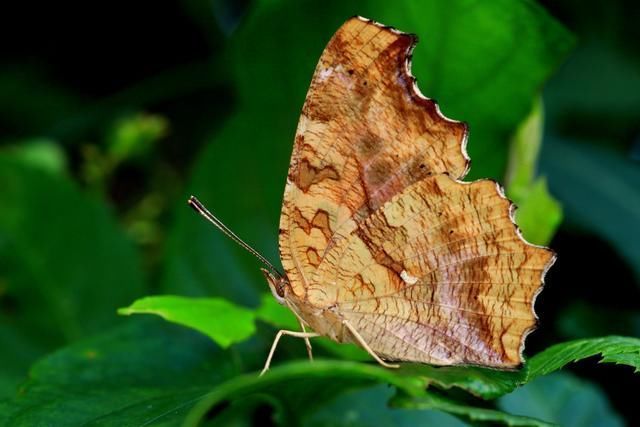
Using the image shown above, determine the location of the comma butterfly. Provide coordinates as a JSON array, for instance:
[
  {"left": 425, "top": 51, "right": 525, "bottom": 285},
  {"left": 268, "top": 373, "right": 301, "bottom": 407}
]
[{"left": 190, "top": 16, "right": 556, "bottom": 375}]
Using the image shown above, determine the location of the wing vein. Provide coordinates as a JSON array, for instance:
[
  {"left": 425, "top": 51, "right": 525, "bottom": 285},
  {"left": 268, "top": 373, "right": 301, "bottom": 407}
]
[{"left": 345, "top": 310, "right": 488, "bottom": 360}]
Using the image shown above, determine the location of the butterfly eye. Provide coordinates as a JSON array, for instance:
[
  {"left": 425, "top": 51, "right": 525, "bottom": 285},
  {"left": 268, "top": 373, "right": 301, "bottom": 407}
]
[
  {"left": 260, "top": 268, "right": 287, "bottom": 304},
  {"left": 276, "top": 280, "right": 288, "bottom": 298}
]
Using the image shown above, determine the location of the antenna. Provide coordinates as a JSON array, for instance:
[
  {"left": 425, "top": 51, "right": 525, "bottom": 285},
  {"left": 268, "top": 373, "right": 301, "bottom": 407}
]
[{"left": 187, "top": 196, "right": 284, "bottom": 280}]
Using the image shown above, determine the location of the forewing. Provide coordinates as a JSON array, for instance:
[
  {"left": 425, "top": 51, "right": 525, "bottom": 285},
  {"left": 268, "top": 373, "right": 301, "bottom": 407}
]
[
  {"left": 280, "top": 17, "right": 469, "bottom": 296},
  {"left": 310, "top": 174, "right": 555, "bottom": 367}
]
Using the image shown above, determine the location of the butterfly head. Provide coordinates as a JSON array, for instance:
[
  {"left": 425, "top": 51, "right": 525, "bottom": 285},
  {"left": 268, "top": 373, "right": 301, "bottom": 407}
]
[{"left": 260, "top": 267, "right": 289, "bottom": 305}]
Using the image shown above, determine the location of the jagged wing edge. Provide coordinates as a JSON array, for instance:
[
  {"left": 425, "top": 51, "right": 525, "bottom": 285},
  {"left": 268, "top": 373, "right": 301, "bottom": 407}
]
[
  {"left": 355, "top": 15, "right": 471, "bottom": 180},
  {"left": 453, "top": 176, "right": 557, "bottom": 366},
  {"left": 357, "top": 15, "right": 554, "bottom": 365}
]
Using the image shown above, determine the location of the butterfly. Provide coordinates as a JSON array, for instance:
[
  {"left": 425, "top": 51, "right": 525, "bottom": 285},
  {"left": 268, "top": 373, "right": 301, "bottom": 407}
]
[{"left": 189, "top": 16, "right": 556, "bottom": 375}]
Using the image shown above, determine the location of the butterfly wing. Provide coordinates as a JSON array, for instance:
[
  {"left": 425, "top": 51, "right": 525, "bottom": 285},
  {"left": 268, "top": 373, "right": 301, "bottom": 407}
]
[
  {"left": 279, "top": 17, "right": 554, "bottom": 367},
  {"left": 312, "top": 174, "right": 555, "bottom": 367},
  {"left": 280, "top": 17, "right": 469, "bottom": 297}
]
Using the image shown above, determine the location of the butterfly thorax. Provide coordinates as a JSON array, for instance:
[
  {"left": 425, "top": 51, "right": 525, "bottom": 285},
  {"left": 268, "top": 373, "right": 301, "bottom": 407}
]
[
  {"left": 285, "top": 290, "right": 348, "bottom": 343},
  {"left": 261, "top": 268, "right": 349, "bottom": 343}
]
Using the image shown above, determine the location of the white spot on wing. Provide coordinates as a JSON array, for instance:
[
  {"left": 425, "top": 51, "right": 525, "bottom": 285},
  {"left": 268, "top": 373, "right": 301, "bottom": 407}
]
[{"left": 400, "top": 270, "right": 419, "bottom": 285}]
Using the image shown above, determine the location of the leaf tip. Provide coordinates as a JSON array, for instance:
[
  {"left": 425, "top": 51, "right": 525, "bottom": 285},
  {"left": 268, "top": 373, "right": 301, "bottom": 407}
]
[{"left": 117, "top": 307, "right": 133, "bottom": 316}]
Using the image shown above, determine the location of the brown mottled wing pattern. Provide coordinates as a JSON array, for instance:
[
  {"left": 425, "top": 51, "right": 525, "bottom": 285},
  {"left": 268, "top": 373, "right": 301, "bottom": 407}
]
[
  {"left": 310, "top": 174, "right": 555, "bottom": 367},
  {"left": 279, "top": 17, "right": 469, "bottom": 297},
  {"left": 279, "top": 17, "right": 554, "bottom": 368}
]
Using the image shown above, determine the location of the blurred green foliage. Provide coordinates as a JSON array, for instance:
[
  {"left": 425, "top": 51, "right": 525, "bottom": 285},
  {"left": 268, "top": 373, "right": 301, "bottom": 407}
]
[
  {"left": 505, "top": 98, "right": 563, "bottom": 246},
  {"left": 0, "top": 154, "right": 145, "bottom": 397},
  {"left": 1, "top": 0, "right": 639, "bottom": 425},
  {"left": 498, "top": 373, "right": 625, "bottom": 427}
]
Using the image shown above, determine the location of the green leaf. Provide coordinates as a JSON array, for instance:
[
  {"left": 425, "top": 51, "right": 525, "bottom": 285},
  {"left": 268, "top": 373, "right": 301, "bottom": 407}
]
[
  {"left": 402, "top": 336, "right": 640, "bottom": 400},
  {"left": 183, "top": 360, "right": 546, "bottom": 427},
  {"left": 399, "top": 364, "right": 526, "bottom": 400},
  {"left": 505, "top": 98, "right": 562, "bottom": 245},
  {"left": 506, "top": 98, "right": 545, "bottom": 193},
  {"left": 306, "top": 385, "right": 466, "bottom": 427},
  {"left": 0, "top": 157, "right": 146, "bottom": 338},
  {"left": 526, "top": 336, "right": 640, "bottom": 379},
  {"left": 183, "top": 360, "right": 426, "bottom": 426},
  {"left": 107, "top": 113, "right": 168, "bottom": 162},
  {"left": 3, "top": 329, "right": 520, "bottom": 427},
  {"left": 512, "top": 177, "right": 563, "bottom": 246},
  {"left": 0, "top": 156, "right": 145, "bottom": 395},
  {"left": 5, "top": 321, "right": 638, "bottom": 425},
  {"left": 540, "top": 138, "right": 640, "bottom": 279},
  {"left": 0, "top": 320, "right": 48, "bottom": 398},
  {"left": 393, "top": 392, "right": 552, "bottom": 427},
  {"left": 118, "top": 295, "right": 256, "bottom": 348},
  {"left": 134, "top": 299, "right": 639, "bottom": 401},
  {"left": 0, "top": 317, "right": 260, "bottom": 426},
  {"left": 118, "top": 293, "right": 370, "bottom": 360},
  {"left": 120, "top": 301, "right": 638, "bottom": 403},
  {"left": 403, "top": 337, "right": 639, "bottom": 401},
  {"left": 395, "top": 337, "right": 640, "bottom": 425},
  {"left": 1, "top": 139, "right": 67, "bottom": 175},
  {"left": 498, "top": 373, "right": 624, "bottom": 427}
]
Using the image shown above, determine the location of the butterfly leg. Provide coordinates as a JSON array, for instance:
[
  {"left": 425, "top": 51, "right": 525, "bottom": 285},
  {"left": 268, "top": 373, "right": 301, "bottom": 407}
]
[
  {"left": 260, "top": 330, "right": 320, "bottom": 376},
  {"left": 342, "top": 320, "right": 400, "bottom": 369},
  {"left": 298, "top": 320, "right": 314, "bottom": 362},
  {"left": 285, "top": 299, "right": 314, "bottom": 362}
]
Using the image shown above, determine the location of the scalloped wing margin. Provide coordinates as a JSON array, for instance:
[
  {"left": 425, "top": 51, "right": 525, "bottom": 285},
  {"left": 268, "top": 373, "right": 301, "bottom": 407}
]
[{"left": 311, "top": 174, "right": 555, "bottom": 367}]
